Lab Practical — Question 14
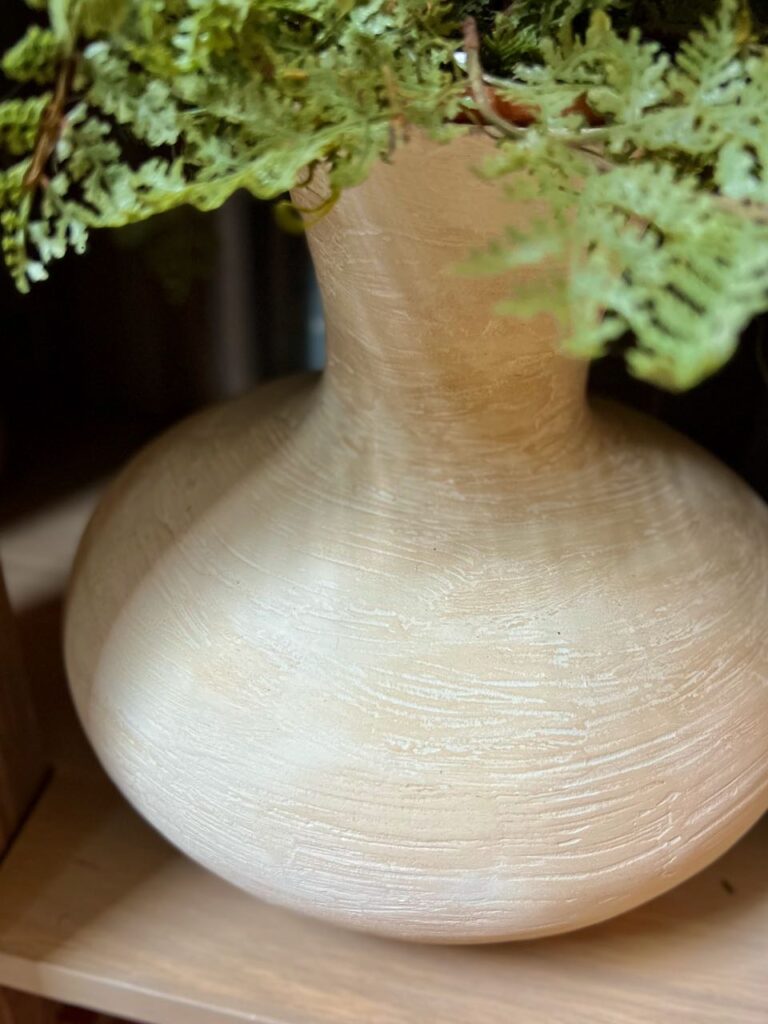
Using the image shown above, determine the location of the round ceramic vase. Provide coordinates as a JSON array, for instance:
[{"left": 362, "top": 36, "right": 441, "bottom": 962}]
[{"left": 64, "top": 132, "right": 768, "bottom": 943}]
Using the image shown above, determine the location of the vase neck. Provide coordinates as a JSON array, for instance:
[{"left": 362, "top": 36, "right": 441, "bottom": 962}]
[{"left": 301, "top": 133, "right": 589, "bottom": 460}]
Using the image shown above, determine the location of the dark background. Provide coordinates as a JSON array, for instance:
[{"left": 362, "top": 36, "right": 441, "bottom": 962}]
[
  {"left": 2, "top": 3, "right": 767, "bottom": 527},
  {"left": 0, "top": 191, "right": 315, "bottom": 523}
]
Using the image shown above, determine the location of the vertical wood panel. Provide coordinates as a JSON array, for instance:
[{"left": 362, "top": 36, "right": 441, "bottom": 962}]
[
  {"left": 0, "top": 988, "right": 135, "bottom": 1024},
  {"left": 0, "top": 565, "right": 46, "bottom": 856},
  {"left": 0, "top": 987, "right": 55, "bottom": 1024}
]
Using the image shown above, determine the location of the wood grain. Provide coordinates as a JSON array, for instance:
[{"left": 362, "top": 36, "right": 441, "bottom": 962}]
[
  {"left": 64, "top": 131, "right": 768, "bottom": 941},
  {"left": 0, "top": 565, "right": 46, "bottom": 857}
]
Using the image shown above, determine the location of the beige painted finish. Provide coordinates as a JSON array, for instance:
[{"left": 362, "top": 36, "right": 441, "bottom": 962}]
[
  {"left": 1, "top": 711, "right": 767, "bottom": 1024},
  {"left": 64, "top": 132, "right": 768, "bottom": 942},
  {"left": 1, "top": 569, "right": 765, "bottom": 1024}
]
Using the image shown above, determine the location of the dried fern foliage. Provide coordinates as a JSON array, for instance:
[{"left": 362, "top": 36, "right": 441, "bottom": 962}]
[{"left": 2, "top": 0, "right": 768, "bottom": 389}]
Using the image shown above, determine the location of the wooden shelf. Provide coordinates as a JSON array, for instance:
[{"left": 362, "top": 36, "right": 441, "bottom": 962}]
[{"left": 1, "top": 507, "right": 767, "bottom": 1024}]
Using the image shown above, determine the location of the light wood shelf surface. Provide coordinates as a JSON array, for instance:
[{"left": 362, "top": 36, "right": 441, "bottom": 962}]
[{"left": 0, "top": 500, "right": 766, "bottom": 1024}]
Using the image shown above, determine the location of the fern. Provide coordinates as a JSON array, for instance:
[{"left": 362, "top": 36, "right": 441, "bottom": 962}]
[
  {"left": 2, "top": 25, "right": 61, "bottom": 84},
  {"left": 1, "top": 0, "right": 768, "bottom": 388},
  {"left": 463, "top": 0, "right": 768, "bottom": 388},
  {"left": 572, "top": 164, "right": 768, "bottom": 389},
  {"left": 0, "top": 95, "right": 52, "bottom": 155}
]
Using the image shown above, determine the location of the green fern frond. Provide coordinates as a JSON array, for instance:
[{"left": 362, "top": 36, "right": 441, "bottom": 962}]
[
  {"left": 0, "top": 96, "right": 52, "bottom": 156},
  {"left": 2, "top": 25, "right": 61, "bottom": 84},
  {"left": 1, "top": 0, "right": 768, "bottom": 390}
]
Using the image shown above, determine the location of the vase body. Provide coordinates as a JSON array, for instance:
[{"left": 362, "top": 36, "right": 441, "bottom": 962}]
[{"left": 65, "top": 133, "right": 768, "bottom": 943}]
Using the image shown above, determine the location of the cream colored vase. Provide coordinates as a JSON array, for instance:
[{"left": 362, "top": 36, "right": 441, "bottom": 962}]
[{"left": 65, "top": 133, "right": 768, "bottom": 943}]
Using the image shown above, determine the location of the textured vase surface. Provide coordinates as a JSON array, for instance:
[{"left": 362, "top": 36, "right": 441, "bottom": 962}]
[{"left": 65, "top": 132, "right": 768, "bottom": 943}]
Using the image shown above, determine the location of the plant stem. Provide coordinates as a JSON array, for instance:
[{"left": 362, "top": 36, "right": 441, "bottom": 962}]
[
  {"left": 462, "top": 18, "right": 528, "bottom": 140},
  {"left": 23, "top": 56, "right": 78, "bottom": 194}
]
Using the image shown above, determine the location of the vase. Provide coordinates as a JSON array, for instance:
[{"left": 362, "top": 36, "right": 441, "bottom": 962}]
[{"left": 64, "top": 131, "right": 768, "bottom": 943}]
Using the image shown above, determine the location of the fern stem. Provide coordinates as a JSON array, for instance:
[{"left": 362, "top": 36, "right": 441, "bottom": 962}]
[
  {"left": 711, "top": 194, "right": 768, "bottom": 226},
  {"left": 461, "top": 18, "right": 528, "bottom": 139}
]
